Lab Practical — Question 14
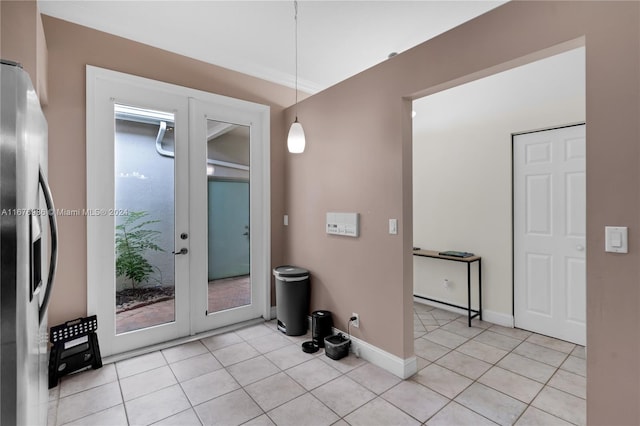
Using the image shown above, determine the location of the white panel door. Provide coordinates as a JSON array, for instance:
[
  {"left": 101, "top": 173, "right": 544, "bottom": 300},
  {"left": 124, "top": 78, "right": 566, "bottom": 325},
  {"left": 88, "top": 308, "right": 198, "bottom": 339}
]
[{"left": 514, "top": 124, "right": 586, "bottom": 345}]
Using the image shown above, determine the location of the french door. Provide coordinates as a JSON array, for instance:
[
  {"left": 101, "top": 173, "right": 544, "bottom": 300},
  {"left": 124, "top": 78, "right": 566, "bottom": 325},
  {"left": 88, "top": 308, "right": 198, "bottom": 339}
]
[
  {"left": 87, "top": 67, "right": 270, "bottom": 357},
  {"left": 188, "top": 98, "right": 268, "bottom": 334}
]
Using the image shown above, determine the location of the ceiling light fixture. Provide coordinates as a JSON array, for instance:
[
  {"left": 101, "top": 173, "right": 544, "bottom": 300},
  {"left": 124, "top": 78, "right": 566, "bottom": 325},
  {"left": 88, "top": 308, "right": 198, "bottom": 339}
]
[{"left": 287, "top": 0, "right": 305, "bottom": 154}]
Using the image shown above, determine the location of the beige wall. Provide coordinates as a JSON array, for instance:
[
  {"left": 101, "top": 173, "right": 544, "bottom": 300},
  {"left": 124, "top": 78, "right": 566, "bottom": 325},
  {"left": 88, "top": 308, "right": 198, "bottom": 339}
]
[
  {"left": 283, "top": 2, "right": 639, "bottom": 424},
  {"left": 41, "top": 15, "right": 294, "bottom": 327},
  {"left": 1, "top": 0, "right": 48, "bottom": 103}
]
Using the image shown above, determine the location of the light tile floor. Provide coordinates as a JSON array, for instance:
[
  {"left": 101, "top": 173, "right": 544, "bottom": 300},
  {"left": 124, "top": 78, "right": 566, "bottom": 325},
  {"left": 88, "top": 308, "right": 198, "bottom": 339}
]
[{"left": 48, "top": 303, "right": 586, "bottom": 425}]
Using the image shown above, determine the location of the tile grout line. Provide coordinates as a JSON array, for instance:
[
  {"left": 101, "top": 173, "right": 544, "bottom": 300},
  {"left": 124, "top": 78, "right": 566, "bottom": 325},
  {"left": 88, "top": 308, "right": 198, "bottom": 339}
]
[
  {"left": 413, "top": 307, "right": 584, "bottom": 426},
  {"left": 197, "top": 333, "right": 265, "bottom": 425},
  {"left": 411, "top": 308, "right": 502, "bottom": 425},
  {"left": 54, "top": 368, "right": 123, "bottom": 426},
  {"left": 258, "top": 323, "right": 374, "bottom": 423},
  {"left": 511, "top": 348, "right": 581, "bottom": 426},
  {"left": 161, "top": 346, "right": 203, "bottom": 426},
  {"left": 114, "top": 362, "right": 132, "bottom": 426},
  {"left": 199, "top": 325, "right": 332, "bottom": 425},
  {"left": 414, "top": 332, "right": 496, "bottom": 425}
]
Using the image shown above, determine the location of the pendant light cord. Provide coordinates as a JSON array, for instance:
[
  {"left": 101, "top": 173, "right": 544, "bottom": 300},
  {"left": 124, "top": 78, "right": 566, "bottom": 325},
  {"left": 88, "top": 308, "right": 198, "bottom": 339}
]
[{"left": 294, "top": 0, "right": 299, "bottom": 121}]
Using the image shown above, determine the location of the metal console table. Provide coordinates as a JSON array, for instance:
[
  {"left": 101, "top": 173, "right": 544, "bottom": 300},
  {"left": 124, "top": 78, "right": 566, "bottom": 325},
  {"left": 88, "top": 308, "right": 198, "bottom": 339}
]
[{"left": 413, "top": 249, "right": 482, "bottom": 326}]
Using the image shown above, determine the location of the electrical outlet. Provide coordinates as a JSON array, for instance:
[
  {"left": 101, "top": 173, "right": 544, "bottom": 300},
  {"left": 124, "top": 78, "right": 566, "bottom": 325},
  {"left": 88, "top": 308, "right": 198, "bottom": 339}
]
[{"left": 351, "top": 313, "right": 360, "bottom": 328}]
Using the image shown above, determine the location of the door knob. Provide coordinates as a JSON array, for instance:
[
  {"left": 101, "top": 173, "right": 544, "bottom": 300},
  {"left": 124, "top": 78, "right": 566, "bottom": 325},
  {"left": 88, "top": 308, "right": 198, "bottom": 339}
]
[
  {"left": 576, "top": 245, "right": 585, "bottom": 251},
  {"left": 172, "top": 248, "right": 188, "bottom": 255}
]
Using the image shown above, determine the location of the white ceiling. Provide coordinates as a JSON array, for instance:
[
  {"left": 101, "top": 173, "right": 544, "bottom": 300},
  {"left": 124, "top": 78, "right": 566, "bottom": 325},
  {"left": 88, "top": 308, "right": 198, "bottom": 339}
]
[
  {"left": 413, "top": 47, "right": 586, "bottom": 134},
  {"left": 38, "top": 0, "right": 507, "bottom": 94}
]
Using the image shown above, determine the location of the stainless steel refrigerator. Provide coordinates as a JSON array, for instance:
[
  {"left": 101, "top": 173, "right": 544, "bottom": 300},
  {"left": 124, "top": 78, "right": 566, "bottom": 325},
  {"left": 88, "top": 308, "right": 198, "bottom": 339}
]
[{"left": 1, "top": 59, "right": 57, "bottom": 426}]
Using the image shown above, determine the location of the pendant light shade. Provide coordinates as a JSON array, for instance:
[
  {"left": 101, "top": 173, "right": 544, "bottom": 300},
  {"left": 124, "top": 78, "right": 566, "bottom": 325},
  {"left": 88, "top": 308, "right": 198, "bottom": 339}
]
[
  {"left": 287, "top": 119, "right": 305, "bottom": 153},
  {"left": 288, "top": 0, "right": 306, "bottom": 153}
]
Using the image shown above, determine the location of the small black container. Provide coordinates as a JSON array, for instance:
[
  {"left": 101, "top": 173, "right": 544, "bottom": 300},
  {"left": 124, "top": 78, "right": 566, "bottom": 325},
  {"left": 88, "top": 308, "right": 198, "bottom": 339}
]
[
  {"left": 311, "top": 310, "right": 333, "bottom": 348},
  {"left": 324, "top": 334, "right": 350, "bottom": 360}
]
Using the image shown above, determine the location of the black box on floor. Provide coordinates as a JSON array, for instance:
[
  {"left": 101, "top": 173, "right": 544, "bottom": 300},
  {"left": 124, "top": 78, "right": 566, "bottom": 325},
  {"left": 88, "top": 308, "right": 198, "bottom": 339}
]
[{"left": 324, "top": 334, "right": 350, "bottom": 360}]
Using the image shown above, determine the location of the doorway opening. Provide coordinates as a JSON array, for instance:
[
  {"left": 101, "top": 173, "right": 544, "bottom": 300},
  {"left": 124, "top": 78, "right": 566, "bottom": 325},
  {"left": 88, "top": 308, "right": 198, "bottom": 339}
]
[{"left": 411, "top": 46, "right": 585, "bottom": 339}]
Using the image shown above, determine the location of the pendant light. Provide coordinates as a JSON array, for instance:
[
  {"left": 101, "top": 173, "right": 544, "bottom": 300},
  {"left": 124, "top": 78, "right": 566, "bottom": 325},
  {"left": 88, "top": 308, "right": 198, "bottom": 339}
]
[{"left": 287, "top": 0, "right": 306, "bottom": 153}]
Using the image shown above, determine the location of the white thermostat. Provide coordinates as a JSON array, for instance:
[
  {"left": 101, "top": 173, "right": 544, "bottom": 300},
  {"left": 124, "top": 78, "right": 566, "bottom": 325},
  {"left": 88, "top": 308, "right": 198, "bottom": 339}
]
[{"left": 326, "top": 212, "right": 359, "bottom": 237}]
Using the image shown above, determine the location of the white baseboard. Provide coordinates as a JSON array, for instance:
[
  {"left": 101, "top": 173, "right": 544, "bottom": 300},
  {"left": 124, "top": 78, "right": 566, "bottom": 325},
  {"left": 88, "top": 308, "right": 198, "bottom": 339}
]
[
  {"left": 332, "top": 326, "right": 417, "bottom": 379},
  {"left": 413, "top": 297, "right": 514, "bottom": 328},
  {"left": 302, "top": 314, "right": 416, "bottom": 379},
  {"left": 292, "top": 302, "right": 514, "bottom": 380}
]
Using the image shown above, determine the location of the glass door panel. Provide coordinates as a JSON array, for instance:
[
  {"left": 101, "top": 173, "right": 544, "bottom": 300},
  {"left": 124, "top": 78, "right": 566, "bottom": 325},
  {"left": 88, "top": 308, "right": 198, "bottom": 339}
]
[
  {"left": 114, "top": 104, "right": 176, "bottom": 334},
  {"left": 189, "top": 97, "right": 267, "bottom": 334},
  {"left": 87, "top": 66, "right": 191, "bottom": 358},
  {"left": 206, "top": 120, "right": 251, "bottom": 313}
]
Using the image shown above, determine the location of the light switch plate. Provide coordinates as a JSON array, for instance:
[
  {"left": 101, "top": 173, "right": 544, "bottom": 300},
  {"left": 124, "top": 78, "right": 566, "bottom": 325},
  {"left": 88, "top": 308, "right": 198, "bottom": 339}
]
[
  {"left": 389, "top": 219, "right": 398, "bottom": 235},
  {"left": 605, "top": 226, "right": 628, "bottom": 253}
]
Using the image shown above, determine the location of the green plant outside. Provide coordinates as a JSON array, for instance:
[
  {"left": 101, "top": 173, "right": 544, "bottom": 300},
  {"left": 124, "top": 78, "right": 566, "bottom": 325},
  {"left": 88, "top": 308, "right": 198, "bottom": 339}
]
[{"left": 115, "top": 211, "right": 164, "bottom": 289}]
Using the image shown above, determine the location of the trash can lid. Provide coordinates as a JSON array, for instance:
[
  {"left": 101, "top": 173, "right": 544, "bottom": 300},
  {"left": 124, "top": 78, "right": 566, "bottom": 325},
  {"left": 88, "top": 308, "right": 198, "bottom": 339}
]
[{"left": 273, "top": 265, "right": 309, "bottom": 278}]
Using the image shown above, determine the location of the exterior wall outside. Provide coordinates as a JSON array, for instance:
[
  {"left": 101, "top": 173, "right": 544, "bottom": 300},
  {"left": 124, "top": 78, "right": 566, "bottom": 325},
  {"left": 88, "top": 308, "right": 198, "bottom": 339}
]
[
  {"left": 115, "top": 120, "right": 175, "bottom": 292},
  {"left": 282, "top": 2, "right": 639, "bottom": 424},
  {"left": 41, "top": 15, "right": 293, "bottom": 328}
]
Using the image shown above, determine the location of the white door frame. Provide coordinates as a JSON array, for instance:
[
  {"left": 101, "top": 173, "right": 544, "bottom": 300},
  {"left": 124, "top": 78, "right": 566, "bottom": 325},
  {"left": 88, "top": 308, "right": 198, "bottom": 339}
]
[{"left": 86, "top": 66, "right": 270, "bottom": 357}]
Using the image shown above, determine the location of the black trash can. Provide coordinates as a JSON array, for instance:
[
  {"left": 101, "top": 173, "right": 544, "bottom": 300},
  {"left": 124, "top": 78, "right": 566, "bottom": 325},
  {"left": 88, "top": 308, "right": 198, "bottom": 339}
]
[{"left": 273, "top": 265, "right": 310, "bottom": 336}]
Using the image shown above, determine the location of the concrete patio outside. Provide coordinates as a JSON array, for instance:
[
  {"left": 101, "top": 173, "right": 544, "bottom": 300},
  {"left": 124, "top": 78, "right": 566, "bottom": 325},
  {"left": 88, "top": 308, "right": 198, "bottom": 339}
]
[{"left": 116, "top": 276, "right": 251, "bottom": 334}]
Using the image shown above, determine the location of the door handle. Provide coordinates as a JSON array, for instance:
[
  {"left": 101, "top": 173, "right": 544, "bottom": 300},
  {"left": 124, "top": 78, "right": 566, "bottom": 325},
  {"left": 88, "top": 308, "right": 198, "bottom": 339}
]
[
  {"left": 242, "top": 232, "right": 249, "bottom": 236},
  {"left": 576, "top": 245, "right": 585, "bottom": 251},
  {"left": 38, "top": 168, "right": 58, "bottom": 324},
  {"left": 172, "top": 248, "right": 188, "bottom": 255}
]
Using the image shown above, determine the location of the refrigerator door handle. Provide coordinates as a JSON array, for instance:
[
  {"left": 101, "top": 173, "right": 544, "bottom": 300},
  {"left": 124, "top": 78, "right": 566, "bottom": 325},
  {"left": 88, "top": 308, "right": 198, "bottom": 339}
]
[{"left": 38, "top": 167, "right": 58, "bottom": 324}]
